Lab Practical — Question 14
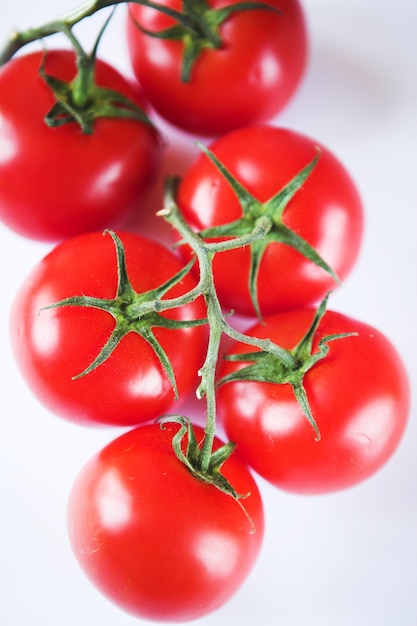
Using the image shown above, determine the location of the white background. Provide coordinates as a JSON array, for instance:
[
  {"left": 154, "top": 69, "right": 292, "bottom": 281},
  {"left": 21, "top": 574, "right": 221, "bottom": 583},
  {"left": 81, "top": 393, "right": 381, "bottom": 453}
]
[{"left": 0, "top": 1, "right": 416, "bottom": 625}]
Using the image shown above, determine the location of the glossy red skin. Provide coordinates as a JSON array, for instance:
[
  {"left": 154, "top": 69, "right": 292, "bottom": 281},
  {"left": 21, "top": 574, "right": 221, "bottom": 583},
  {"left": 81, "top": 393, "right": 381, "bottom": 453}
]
[
  {"left": 177, "top": 125, "right": 364, "bottom": 316},
  {"left": 0, "top": 50, "right": 161, "bottom": 242},
  {"left": 218, "top": 309, "right": 410, "bottom": 494},
  {"left": 10, "top": 231, "right": 207, "bottom": 426},
  {"left": 67, "top": 421, "right": 264, "bottom": 621},
  {"left": 127, "top": 0, "right": 307, "bottom": 135}
]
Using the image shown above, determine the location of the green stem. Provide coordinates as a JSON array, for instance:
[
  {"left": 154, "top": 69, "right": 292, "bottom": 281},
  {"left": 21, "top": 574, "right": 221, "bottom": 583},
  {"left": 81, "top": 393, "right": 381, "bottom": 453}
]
[
  {"left": 159, "top": 180, "right": 296, "bottom": 368},
  {"left": 221, "top": 323, "right": 297, "bottom": 370},
  {"left": 60, "top": 25, "right": 93, "bottom": 109},
  {"left": 197, "top": 295, "right": 223, "bottom": 472},
  {"left": 159, "top": 178, "right": 298, "bottom": 467},
  {"left": 0, "top": 0, "right": 196, "bottom": 65},
  {"left": 0, "top": 0, "right": 119, "bottom": 64},
  {"left": 159, "top": 184, "right": 226, "bottom": 471}
]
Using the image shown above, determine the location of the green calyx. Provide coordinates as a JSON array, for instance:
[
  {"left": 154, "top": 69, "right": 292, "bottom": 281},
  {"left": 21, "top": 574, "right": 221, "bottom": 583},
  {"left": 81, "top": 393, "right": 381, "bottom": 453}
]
[
  {"left": 0, "top": 1, "right": 280, "bottom": 84},
  {"left": 42, "top": 230, "right": 207, "bottom": 398},
  {"left": 159, "top": 415, "right": 255, "bottom": 530},
  {"left": 196, "top": 142, "right": 341, "bottom": 320},
  {"left": 40, "top": 13, "right": 153, "bottom": 134},
  {"left": 130, "top": 0, "right": 281, "bottom": 82},
  {"left": 217, "top": 293, "right": 358, "bottom": 440}
]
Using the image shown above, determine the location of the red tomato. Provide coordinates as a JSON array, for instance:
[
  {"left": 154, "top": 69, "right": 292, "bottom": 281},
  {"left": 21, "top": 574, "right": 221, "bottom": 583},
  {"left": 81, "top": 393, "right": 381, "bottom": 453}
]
[
  {"left": 0, "top": 49, "right": 161, "bottom": 242},
  {"left": 10, "top": 230, "right": 207, "bottom": 426},
  {"left": 177, "top": 125, "right": 364, "bottom": 316},
  {"left": 126, "top": 0, "right": 308, "bottom": 135},
  {"left": 67, "top": 421, "right": 264, "bottom": 621},
  {"left": 217, "top": 308, "right": 410, "bottom": 494}
]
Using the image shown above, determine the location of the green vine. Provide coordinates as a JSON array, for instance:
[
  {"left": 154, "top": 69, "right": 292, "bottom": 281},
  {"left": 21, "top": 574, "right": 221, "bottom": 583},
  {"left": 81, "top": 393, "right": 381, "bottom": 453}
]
[{"left": 158, "top": 178, "right": 353, "bottom": 454}]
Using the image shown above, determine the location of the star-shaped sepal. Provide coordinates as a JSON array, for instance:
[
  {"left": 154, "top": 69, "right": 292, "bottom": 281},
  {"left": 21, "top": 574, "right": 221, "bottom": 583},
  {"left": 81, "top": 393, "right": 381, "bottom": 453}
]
[
  {"left": 217, "top": 293, "right": 358, "bottom": 440},
  {"left": 195, "top": 143, "right": 341, "bottom": 320},
  {"left": 42, "top": 230, "right": 207, "bottom": 399}
]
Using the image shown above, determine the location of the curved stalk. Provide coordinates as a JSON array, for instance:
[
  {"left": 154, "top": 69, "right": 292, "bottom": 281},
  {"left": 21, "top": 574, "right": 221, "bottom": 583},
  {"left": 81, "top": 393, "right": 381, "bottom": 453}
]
[{"left": 0, "top": 1, "right": 193, "bottom": 64}]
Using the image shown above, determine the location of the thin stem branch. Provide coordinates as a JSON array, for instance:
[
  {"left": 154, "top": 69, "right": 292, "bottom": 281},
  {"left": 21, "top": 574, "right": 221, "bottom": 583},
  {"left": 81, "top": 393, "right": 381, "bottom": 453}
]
[
  {"left": 0, "top": 1, "right": 116, "bottom": 64},
  {"left": 0, "top": 1, "right": 170, "bottom": 64},
  {"left": 221, "top": 322, "right": 297, "bottom": 370},
  {"left": 196, "top": 295, "right": 223, "bottom": 471}
]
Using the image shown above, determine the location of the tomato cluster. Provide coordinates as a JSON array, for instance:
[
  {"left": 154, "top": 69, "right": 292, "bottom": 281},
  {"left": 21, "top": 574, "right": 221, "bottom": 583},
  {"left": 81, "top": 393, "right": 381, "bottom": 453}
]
[{"left": 0, "top": 1, "right": 411, "bottom": 623}]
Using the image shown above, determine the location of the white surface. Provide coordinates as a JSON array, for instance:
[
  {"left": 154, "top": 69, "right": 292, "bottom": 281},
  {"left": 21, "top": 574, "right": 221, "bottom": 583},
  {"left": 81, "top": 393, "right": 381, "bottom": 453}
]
[{"left": 0, "top": 1, "right": 416, "bottom": 625}]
